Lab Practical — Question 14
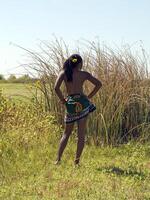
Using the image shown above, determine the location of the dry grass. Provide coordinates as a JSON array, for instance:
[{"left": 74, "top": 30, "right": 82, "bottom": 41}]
[{"left": 14, "top": 37, "right": 150, "bottom": 145}]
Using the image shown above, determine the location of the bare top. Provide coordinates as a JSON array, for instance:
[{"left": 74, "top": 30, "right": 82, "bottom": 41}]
[
  {"left": 54, "top": 67, "right": 102, "bottom": 103},
  {"left": 64, "top": 70, "right": 87, "bottom": 95}
]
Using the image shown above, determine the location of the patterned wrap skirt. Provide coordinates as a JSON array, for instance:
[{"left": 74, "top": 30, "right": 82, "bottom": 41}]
[{"left": 64, "top": 93, "right": 96, "bottom": 123}]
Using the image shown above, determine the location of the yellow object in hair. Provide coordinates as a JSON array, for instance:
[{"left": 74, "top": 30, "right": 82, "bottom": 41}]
[{"left": 72, "top": 58, "right": 77, "bottom": 63}]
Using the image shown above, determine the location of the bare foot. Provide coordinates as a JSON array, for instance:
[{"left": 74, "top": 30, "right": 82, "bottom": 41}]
[
  {"left": 74, "top": 158, "right": 80, "bottom": 166},
  {"left": 74, "top": 163, "right": 80, "bottom": 168},
  {"left": 54, "top": 160, "right": 61, "bottom": 165}
]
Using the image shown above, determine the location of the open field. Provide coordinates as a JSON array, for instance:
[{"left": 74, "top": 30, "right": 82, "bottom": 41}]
[
  {"left": 1, "top": 129, "right": 150, "bottom": 199},
  {"left": 1, "top": 40, "right": 150, "bottom": 199},
  {"left": 0, "top": 83, "right": 33, "bottom": 101},
  {"left": 0, "top": 90, "right": 150, "bottom": 200}
]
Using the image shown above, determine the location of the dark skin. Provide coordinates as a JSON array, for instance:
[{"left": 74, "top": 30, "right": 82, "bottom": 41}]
[{"left": 54, "top": 63, "right": 102, "bottom": 165}]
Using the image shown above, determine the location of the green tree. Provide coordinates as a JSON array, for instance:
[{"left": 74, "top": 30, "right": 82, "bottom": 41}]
[
  {"left": 17, "top": 74, "right": 31, "bottom": 83},
  {"left": 8, "top": 74, "right": 17, "bottom": 83},
  {"left": 0, "top": 74, "right": 5, "bottom": 80}
]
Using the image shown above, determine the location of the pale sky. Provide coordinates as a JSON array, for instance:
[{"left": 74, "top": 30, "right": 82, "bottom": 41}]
[{"left": 0, "top": 0, "right": 150, "bottom": 77}]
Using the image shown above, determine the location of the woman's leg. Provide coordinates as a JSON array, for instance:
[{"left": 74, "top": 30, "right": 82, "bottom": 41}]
[
  {"left": 55, "top": 122, "right": 74, "bottom": 163},
  {"left": 75, "top": 116, "right": 88, "bottom": 165}
]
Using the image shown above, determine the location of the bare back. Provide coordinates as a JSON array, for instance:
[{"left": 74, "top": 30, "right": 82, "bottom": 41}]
[
  {"left": 54, "top": 68, "right": 102, "bottom": 100},
  {"left": 63, "top": 70, "right": 87, "bottom": 95}
]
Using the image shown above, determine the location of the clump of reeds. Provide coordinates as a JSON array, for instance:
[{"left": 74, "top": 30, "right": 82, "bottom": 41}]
[{"left": 19, "top": 37, "right": 150, "bottom": 146}]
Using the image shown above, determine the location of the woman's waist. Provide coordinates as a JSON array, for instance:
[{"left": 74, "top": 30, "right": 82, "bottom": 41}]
[{"left": 66, "top": 92, "right": 85, "bottom": 97}]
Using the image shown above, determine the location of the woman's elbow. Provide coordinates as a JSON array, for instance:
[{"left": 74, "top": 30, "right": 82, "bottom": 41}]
[{"left": 97, "top": 81, "right": 102, "bottom": 88}]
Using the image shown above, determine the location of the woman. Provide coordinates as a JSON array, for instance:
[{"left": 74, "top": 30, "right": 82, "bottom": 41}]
[{"left": 54, "top": 54, "right": 102, "bottom": 166}]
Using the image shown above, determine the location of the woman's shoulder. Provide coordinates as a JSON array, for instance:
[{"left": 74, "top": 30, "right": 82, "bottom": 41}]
[{"left": 81, "top": 70, "right": 91, "bottom": 78}]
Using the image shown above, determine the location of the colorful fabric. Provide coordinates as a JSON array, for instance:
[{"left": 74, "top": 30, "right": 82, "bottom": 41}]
[{"left": 64, "top": 93, "right": 96, "bottom": 123}]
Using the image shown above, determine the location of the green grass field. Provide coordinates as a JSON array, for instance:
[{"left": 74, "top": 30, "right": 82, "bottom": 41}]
[
  {"left": 0, "top": 83, "right": 30, "bottom": 95},
  {"left": 1, "top": 133, "right": 150, "bottom": 199},
  {"left": 0, "top": 83, "right": 33, "bottom": 100},
  {"left": 0, "top": 83, "right": 150, "bottom": 199}
]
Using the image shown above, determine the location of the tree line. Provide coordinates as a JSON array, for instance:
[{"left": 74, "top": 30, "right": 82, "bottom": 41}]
[{"left": 0, "top": 74, "right": 38, "bottom": 83}]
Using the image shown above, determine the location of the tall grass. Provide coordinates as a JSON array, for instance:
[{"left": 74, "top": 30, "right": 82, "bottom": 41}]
[
  {"left": 18, "top": 37, "right": 150, "bottom": 146},
  {"left": 1, "top": 91, "right": 150, "bottom": 199}
]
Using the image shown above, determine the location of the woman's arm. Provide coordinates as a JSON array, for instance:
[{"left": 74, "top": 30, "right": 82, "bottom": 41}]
[
  {"left": 54, "top": 70, "right": 66, "bottom": 104},
  {"left": 86, "top": 72, "right": 102, "bottom": 99}
]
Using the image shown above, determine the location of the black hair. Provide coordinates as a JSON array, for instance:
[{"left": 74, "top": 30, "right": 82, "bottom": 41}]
[{"left": 63, "top": 54, "right": 83, "bottom": 82}]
